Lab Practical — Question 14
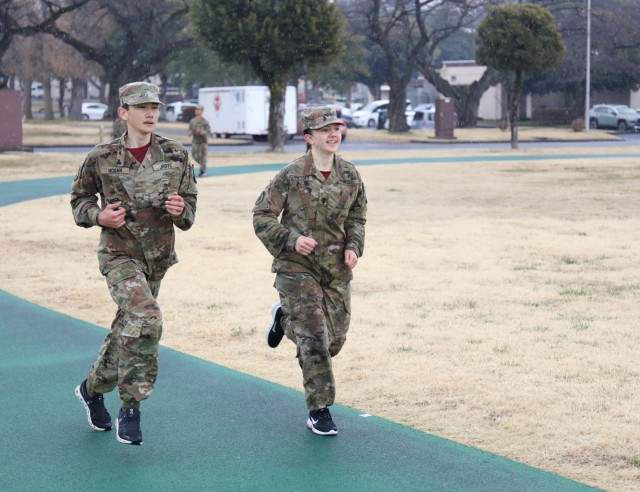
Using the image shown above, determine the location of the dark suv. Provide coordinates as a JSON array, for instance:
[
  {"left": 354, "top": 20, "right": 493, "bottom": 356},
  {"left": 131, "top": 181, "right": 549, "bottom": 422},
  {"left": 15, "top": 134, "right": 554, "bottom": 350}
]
[{"left": 588, "top": 104, "right": 639, "bottom": 131}]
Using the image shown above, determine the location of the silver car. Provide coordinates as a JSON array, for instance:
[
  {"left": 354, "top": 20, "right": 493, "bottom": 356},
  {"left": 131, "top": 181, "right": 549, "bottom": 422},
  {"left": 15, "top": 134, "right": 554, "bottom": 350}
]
[{"left": 588, "top": 104, "right": 639, "bottom": 131}]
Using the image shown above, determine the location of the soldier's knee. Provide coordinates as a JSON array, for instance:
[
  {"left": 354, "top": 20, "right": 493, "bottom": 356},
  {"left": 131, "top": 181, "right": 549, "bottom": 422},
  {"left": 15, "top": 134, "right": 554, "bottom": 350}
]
[{"left": 123, "top": 300, "right": 163, "bottom": 338}]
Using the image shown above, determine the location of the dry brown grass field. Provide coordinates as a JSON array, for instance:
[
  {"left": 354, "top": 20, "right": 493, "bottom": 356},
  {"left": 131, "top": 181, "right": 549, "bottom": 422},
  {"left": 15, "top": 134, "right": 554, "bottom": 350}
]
[
  {"left": 20, "top": 119, "right": 621, "bottom": 147},
  {"left": 1, "top": 125, "right": 639, "bottom": 491}
]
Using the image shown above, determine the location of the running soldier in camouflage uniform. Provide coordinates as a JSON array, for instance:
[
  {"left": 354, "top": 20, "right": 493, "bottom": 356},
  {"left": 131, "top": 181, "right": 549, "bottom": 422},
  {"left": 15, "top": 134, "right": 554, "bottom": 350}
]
[
  {"left": 72, "top": 82, "right": 198, "bottom": 445},
  {"left": 188, "top": 104, "right": 211, "bottom": 177},
  {"left": 253, "top": 106, "right": 367, "bottom": 436}
]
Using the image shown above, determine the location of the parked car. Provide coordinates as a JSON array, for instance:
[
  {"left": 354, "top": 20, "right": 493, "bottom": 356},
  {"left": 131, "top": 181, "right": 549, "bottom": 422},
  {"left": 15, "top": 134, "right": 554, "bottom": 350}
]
[
  {"left": 411, "top": 103, "right": 435, "bottom": 129},
  {"left": 588, "top": 104, "right": 639, "bottom": 131},
  {"left": 337, "top": 106, "right": 356, "bottom": 128},
  {"left": 296, "top": 106, "right": 347, "bottom": 140},
  {"left": 31, "top": 83, "right": 44, "bottom": 99},
  {"left": 81, "top": 102, "right": 108, "bottom": 120},
  {"left": 165, "top": 101, "right": 198, "bottom": 122},
  {"left": 341, "top": 113, "right": 355, "bottom": 128},
  {"left": 352, "top": 99, "right": 413, "bottom": 128}
]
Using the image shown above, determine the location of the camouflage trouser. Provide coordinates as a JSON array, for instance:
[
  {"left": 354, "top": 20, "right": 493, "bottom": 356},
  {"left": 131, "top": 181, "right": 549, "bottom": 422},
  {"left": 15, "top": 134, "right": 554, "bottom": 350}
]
[
  {"left": 191, "top": 143, "right": 208, "bottom": 173},
  {"left": 87, "top": 264, "right": 162, "bottom": 409},
  {"left": 275, "top": 272, "right": 351, "bottom": 411}
]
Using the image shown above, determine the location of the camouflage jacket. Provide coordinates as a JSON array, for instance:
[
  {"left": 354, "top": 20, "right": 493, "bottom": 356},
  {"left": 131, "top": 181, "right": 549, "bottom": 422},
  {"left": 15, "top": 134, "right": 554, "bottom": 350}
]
[
  {"left": 71, "top": 133, "right": 198, "bottom": 281},
  {"left": 252, "top": 152, "right": 367, "bottom": 281},
  {"left": 189, "top": 117, "right": 211, "bottom": 144}
]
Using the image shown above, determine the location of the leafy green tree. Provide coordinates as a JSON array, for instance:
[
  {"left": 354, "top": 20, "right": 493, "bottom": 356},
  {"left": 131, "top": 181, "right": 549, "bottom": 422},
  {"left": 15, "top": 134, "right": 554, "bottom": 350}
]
[
  {"left": 476, "top": 3, "right": 565, "bottom": 148},
  {"left": 191, "top": 0, "right": 344, "bottom": 151},
  {"left": 164, "top": 44, "right": 257, "bottom": 98}
]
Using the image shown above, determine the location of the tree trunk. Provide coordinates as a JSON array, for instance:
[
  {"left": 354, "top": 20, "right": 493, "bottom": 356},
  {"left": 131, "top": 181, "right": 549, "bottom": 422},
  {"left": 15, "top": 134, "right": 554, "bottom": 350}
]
[
  {"left": 43, "top": 79, "right": 54, "bottom": 120},
  {"left": 159, "top": 74, "right": 168, "bottom": 120},
  {"left": 387, "top": 78, "right": 410, "bottom": 132},
  {"left": 267, "top": 81, "right": 286, "bottom": 152},
  {"left": 68, "top": 79, "right": 83, "bottom": 120},
  {"left": 509, "top": 69, "right": 522, "bottom": 150},
  {"left": 456, "top": 97, "right": 478, "bottom": 128},
  {"left": 57, "top": 78, "right": 66, "bottom": 117},
  {"left": 366, "top": 83, "right": 381, "bottom": 101},
  {"left": 22, "top": 78, "right": 33, "bottom": 119}
]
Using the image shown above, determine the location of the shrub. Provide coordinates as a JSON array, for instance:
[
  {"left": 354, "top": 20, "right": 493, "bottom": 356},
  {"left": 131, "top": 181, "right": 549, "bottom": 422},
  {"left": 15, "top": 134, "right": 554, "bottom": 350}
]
[{"left": 571, "top": 117, "right": 585, "bottom": 132}]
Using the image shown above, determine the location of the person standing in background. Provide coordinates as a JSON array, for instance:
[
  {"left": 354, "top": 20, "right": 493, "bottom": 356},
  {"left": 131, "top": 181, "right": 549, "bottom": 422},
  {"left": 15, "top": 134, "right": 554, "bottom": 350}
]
[{"left": 188, "top": 104, "right": 211, "bottom": 177}]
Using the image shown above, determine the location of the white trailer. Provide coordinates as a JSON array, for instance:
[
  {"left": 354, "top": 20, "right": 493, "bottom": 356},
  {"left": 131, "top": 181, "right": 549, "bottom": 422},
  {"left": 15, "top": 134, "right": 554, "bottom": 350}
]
[{"left": 198, "top": 85, "right": 297, "bottom": 141}]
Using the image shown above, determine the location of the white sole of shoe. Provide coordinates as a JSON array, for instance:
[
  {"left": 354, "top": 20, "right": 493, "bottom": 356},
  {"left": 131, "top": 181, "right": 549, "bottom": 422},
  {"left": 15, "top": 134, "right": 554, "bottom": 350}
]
[
  {"left": 115, "top": 418, "right": 142, "bottom": 445},
  {"left": 75, "top": 384, "right": 110, "bottom": 432},
  {"left": 265, "top": 302, "right": 283, "bottom": 346},
  {"left": 306, "top": 418, "right": 338, "bottom": 436}
]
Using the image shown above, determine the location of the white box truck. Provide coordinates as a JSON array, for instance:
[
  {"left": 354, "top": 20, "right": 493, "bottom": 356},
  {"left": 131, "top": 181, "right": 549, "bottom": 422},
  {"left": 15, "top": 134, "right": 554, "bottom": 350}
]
[{"left": 198, "top": 85, "right": 297, "bottom": 141}]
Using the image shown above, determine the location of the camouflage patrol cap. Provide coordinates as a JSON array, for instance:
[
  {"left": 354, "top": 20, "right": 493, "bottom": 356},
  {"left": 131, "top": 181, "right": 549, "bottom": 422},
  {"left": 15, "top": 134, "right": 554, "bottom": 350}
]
[
  {"left": 119, "top": 82, "right": 164, "bottom": 106},
  {"left": 300, "top": 106, "right": 344, "bottom": 130}
]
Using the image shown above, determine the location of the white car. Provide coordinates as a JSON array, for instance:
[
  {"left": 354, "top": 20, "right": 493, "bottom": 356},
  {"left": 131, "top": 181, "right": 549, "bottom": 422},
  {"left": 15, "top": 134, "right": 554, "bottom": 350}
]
[
  {"left": 352, "top": 99, "right": 413, "bottom": 128},
  {"left": 165, "top": 101, "right": 198, "bottom": 122},
  {"left": 81, "top": 102, "right": 108, "bottom": 120},
  {"left": 411, "top": 103, "right": 435, "bottom": 129},
  {"left": 31, "top": 83, "right": 44, "bottom": 99}
]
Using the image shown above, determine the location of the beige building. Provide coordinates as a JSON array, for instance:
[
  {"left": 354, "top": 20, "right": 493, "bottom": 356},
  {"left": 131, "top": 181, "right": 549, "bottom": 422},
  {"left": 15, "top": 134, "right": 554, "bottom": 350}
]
[
  {"left": 630, "top": 90, "right": 640, "bottom": 110},
  {"left": 439, "top": 60, "right": 640, "bottom": 121},
  {"left": 437, "top": 60, "right": 503, "bottom": 120}
]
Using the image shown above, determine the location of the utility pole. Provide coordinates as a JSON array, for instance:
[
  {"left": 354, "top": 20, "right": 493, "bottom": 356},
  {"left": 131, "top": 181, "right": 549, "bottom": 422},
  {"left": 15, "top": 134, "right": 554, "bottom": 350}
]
[{"left": 584, "top": 0, "right": 591, "bottom": 133}]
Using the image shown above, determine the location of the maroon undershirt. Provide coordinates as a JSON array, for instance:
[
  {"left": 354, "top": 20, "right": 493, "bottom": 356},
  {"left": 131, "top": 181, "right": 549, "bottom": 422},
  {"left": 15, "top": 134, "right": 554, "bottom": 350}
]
[
  {"left": 127, "top": 142, "right": 151, "bottom": 163},
  {"left": 321, "top": 170, "right": 331, "bottom": 179}
]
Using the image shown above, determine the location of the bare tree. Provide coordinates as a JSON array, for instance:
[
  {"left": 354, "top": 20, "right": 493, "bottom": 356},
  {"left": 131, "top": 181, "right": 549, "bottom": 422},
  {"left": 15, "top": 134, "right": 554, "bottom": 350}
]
[
  {"left": 342, "top": 0, "right": 488, "bottom": 132},
  {"left": 2, "top": 34, "right": 42, "bottom": 117},
  {"left": 44, "top": 33, "right": 103, "bottom": 119},
  {"left": 417, "top": 62, "right": 501, "bottom": 127},
  {"left": 0, "top": 0, "right": 90, "bottom": 88},
  {"left": 44, "top": 0, "right": 193, "bottom": 116}
]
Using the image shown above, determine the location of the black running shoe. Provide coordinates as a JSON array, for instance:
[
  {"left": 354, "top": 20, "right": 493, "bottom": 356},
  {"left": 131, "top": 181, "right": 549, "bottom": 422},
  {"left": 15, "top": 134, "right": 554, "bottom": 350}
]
[
  {"left": 116, "top": 408, "right": 143, "bottom": 445},
  {"left": 265, "top": 302, "right": 284, "bottom": 348},
  {"left": 75, "top": 379, "right": 112, "bottom": 431},
  {"left": 307, "top": 407, "right": 338, "bottom": 436}
]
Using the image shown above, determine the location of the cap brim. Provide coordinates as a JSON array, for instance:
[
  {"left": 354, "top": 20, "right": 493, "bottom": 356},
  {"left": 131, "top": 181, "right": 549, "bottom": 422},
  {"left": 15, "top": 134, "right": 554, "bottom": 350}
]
[
  {"left": 309, "top": 117, "right": 345, "bottom": 130},
  {"left": 128, "top": 98, "right": 164, "bottom": 106}
]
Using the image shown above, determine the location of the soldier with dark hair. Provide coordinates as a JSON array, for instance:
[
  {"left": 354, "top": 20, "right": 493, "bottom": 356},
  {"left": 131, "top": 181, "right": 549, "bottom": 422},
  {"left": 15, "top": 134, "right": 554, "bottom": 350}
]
[
  {"left": 71, "top": 81, "right": 198, "bottom": 445},
  {"left": 252, "top": 106, "right": 367, "bottom": 436}
]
